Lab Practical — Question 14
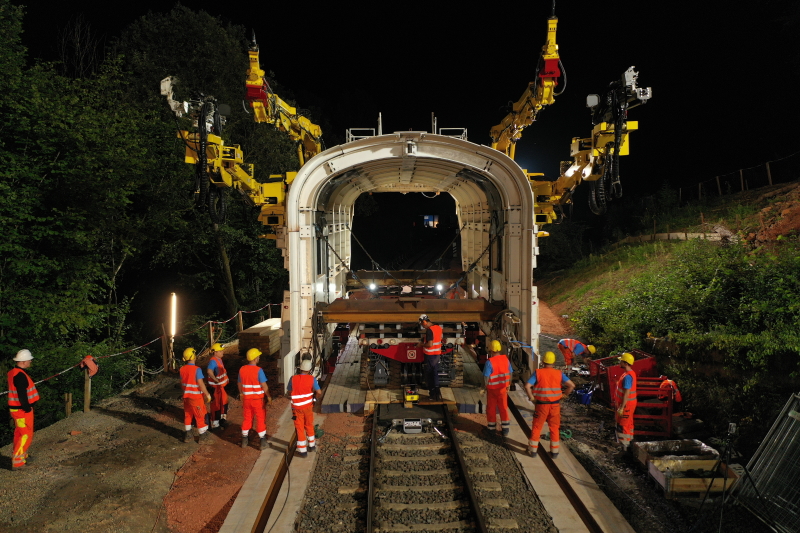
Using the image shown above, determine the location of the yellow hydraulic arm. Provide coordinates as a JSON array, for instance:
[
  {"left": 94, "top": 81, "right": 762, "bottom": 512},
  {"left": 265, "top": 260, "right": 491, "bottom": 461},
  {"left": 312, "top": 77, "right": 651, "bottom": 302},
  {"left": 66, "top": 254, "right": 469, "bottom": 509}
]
[
  {"left": 245, "top": 36, "right": 323, "bottom": 168},
  {"left": 530, "top": 67, "right": 652, "bottom": 224},
  {"left": 490, "top": 15, "right": 561, "bottom": 160}
]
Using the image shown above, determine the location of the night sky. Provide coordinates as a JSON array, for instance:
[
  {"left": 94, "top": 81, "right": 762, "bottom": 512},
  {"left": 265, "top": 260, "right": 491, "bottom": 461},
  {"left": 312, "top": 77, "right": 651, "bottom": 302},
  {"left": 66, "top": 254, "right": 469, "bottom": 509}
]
[{"left": 22, "top": 1, "right": 800, "bottom": 200}]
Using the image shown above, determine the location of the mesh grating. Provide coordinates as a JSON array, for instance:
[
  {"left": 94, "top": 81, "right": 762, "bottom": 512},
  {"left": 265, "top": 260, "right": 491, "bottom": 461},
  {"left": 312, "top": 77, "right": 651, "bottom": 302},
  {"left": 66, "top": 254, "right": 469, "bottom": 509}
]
[{"left": 737, "top": 393, "right": 800, "bottom": 533}]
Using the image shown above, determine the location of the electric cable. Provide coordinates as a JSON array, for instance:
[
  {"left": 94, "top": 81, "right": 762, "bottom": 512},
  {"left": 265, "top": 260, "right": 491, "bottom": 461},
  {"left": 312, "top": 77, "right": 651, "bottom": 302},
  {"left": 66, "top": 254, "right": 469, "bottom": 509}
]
[
  {"left": 439, "top": 224, "right": 504, "bottom": 298},
  {"left": 346, "top": 223, "right": 405, "bottom": 287}
]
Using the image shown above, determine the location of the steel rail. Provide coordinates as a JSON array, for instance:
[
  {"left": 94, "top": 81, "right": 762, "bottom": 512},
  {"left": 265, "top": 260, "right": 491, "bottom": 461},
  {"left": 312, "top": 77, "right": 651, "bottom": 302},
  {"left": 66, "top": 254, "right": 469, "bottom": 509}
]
[
  {"left": 507, "top": 398, "right": 605, "bottom": 533},
  {"left": 365, "top": 408, "right": 379, "bottom": 533},
  {"left": 443, "top": 406, "right": 490, "bottom": 533}
]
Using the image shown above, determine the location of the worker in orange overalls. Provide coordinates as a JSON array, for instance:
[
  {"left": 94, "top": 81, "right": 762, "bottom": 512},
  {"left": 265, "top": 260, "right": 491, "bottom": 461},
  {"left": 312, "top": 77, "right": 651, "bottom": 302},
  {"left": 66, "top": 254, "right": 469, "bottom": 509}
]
[
  {"left": 418, "top": 314, "right": 443, "bottom": 401},
  {"left": 205, "top": 342, "right": 229, "bottom": 430},
  {"left": 615, "top": 352, "right": 638, "bottom": 452},
  {"left": 7, "top": 349, "right": 40, "bottom": 470},
  {"left": 288, "top": 359, "right": 322, "bottom": 457},
  {"left": 181, "top": 348, "right": 212, "bottom": 443},
  {"left": 239, "top": 348, "right": 272, "bottom": 450},
  {"left": 481, "top": 340, "right": 513, "bottom": 436},
  {"left": 556, "top": 338, "right": 596, "bottom": 367},
  {"left": 524, "top": 351, "right": 575, "bottom": 458}
]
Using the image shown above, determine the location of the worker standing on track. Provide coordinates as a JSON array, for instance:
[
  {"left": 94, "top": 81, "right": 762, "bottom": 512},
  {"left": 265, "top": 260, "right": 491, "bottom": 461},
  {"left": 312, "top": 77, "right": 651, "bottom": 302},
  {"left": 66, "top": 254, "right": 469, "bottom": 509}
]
[
  {"left": 7, "top": 349, "right": 39, "bottom": 470},
  {"left": 481, "top": 340, "right": 513, "bottom": 436},
  {"left": 180, "top": 348, "right": 212, "bottom": 444},
  {"left": 206, "top": 342, "right": 229, "bottom": 430},
  {"left": 239, "top": 348, "right": 272, "bottom": 450},
  {"left": 288, "top": 359, "right": 322, "bottom": 458},
  {"left": 556, "top": 338, "right": 596, "bottom": 367},
  {"left": 418, "top": 314, "right": 443, "bottom": 401},
  {"left": 615, "top": 352, "right": 638, "bottom": 452},
  {"left": 524, "top": 351, "right": 575, "bottom": 458}
]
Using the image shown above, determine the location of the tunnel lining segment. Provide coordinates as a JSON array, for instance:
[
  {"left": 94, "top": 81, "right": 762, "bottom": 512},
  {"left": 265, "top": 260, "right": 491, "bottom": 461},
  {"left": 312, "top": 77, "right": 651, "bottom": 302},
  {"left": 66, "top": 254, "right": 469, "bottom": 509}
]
[{"left": 282, "top": 133, "right": 539, "bottom": 388}]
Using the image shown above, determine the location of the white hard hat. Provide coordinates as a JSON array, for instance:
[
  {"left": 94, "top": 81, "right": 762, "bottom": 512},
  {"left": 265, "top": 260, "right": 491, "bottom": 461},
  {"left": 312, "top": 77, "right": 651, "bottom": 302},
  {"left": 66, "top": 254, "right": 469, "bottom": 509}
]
[
  {"left": 14, "top": 349, "right": 33, "bottom": 362},
  {"left": 419, "top": 314, "right": 430, "bottom": 323},
  {"left": 299, "top": 360, "right": 312, "bottom": 371}
]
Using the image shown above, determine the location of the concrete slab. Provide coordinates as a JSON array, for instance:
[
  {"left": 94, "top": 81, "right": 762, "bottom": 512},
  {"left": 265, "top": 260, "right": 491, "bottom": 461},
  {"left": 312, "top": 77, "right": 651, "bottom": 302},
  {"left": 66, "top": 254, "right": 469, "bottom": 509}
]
[
  {"left": 507, "top": 389, "right": 636, "bottom": 533},
  {"left": 263, "top": 413, "right": 326, "bottom": 532},
  {"left": 219, "top": 403, "right": 296, "bottom": 533}
]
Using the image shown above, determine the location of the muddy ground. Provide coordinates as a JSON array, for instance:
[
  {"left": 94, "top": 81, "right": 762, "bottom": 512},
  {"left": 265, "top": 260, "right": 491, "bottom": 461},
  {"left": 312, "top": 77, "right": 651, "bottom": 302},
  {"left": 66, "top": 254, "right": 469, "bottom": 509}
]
[{"left": 0, "top": 302, "right": 777, "bottom": 532}]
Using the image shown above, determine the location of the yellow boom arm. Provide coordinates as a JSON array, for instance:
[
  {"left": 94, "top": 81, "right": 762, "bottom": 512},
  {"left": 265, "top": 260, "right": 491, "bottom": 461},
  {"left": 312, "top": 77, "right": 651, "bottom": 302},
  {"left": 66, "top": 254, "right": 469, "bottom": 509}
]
[{"left": 490, "top": 16, "right": 561, "bottom": 160}]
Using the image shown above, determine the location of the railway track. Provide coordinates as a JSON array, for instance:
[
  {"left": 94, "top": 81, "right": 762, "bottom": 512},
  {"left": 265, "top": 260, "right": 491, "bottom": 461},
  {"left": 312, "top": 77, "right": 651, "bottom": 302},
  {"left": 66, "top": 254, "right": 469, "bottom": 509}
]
[{"left": 365, "top": 405, "right": 498, "bottom": 533}]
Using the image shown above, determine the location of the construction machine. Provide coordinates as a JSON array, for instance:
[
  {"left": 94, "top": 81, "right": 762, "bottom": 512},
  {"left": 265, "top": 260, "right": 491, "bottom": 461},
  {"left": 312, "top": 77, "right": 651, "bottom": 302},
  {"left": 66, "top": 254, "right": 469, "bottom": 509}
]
[{"left": 163, "top": 7, "right": 651, "bottom": 392}]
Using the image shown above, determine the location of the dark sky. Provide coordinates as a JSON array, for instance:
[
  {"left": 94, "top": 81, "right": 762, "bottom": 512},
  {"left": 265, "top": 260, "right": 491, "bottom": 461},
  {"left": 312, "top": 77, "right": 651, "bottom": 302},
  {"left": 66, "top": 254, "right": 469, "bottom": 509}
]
[{"left": 22, "top": 1, "right": 800, "bottom": 199}]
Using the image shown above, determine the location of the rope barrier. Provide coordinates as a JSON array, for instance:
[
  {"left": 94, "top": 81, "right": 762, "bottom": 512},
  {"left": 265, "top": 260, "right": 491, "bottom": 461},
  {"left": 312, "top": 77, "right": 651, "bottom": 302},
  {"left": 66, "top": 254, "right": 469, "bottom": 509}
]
[{"left": 1, "top": 301, "right": 281, "bottom": 396}]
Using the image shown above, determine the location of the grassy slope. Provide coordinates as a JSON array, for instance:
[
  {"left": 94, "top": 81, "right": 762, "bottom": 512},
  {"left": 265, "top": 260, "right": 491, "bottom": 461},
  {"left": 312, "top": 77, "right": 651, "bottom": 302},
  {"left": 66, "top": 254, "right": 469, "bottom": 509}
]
[{"left": 536, "top": 181, "right": 800, "bottom": 456}]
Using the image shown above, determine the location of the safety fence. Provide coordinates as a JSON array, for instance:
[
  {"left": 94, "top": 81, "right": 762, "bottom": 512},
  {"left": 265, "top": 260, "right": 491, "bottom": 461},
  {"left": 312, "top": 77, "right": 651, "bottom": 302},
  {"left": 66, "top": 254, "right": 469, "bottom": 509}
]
[
  {"left": 737, "top": 393, "right": 800, "bottom": 533},
  {"left": 678, "top": 148, "right": 800, "bottom": 203},
  {"left": 1, "top": 302, "right": 283, "bottom": 415}
]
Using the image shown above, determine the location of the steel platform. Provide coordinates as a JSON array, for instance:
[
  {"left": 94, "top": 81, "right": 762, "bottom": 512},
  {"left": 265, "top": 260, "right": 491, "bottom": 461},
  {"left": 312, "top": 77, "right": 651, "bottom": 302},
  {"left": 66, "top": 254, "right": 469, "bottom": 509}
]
[{"left": 321, "top": 337, "right": 488, "bottom": 414}]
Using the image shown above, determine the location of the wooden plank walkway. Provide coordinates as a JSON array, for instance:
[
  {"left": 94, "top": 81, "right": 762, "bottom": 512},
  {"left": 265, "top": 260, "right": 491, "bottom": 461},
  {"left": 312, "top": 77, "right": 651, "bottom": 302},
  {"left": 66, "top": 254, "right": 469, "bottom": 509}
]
[{"left": 321, "top": 341, "right": 487, "bottom": 414}]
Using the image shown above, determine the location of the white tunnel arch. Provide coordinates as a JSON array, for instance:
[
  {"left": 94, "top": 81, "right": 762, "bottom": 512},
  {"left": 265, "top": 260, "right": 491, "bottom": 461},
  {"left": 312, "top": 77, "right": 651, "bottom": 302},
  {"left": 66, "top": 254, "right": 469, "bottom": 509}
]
[{"left": 280, "top": 132, "right": 541, "bottom": 387}]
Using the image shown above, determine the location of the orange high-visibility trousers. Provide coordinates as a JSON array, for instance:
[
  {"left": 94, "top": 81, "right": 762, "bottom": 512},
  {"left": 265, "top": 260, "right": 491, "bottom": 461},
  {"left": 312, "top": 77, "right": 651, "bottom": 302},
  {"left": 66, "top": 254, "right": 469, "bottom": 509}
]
[
  {"left": 10, "top": 408, "right": 34, "bottom": 468},
  {"left": 528, "top": 402, "right": 562, "bottom": 455},
  {"left": 616, "top": 400, "right": 637, "bottom": 449},
  {"left": 293, "top": 405, "right": 315, "bottom": 453},
  {"left": 486, "top": 388, "right": 510, "bottom": 431},
  {"left": 210, "top": 386, "right": 228, "bottom": 422},
  {"left": 183, "top": 397, "right": 208, "bottom": 431},
  {"left": 242, "top": 398, "right": 267, "bottom": 437}
]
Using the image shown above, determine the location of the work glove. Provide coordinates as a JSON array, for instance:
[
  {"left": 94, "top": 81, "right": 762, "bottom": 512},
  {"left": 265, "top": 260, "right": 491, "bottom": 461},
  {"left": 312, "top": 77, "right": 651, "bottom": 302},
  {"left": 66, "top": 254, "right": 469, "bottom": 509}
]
[
  {"left": 616, "top": 407, "right": 624, "bottom": 417},
  {"left": 479, "top": 388, "right": 485, "bottom": 395},
  {"left": 204, "top": 393, "right": 212, "bottom": 404},
  {"left": 266, "top": 396, "right": 273, "bottom": 404}
]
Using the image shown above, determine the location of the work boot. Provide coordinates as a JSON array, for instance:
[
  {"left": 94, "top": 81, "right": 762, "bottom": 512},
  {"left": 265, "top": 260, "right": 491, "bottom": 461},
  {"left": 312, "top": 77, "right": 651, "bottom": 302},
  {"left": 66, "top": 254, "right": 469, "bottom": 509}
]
[
  {"left": 219, "top": 418, "right": 228, "bottom": 429},
  {"left": 241, "top": 435, "right": 249, "bottom": 448},
  {"left": 551, "top": 452, "right": 559, "bottom": 459},
  {"left": 502, "top": 428, "right": 510, "bottom": 437},
  {"left": 527, "top": 447, "right": 538, "bottom": 458},
  {"left": 299, "top": 451, "right": 308, "bottom": 458},
  {"left": 198, "top": 431, "right": 211, "bottom": 443},
  {"left": 259, "top": 437, "right": 268, "bottom": 451},
  {"left": 308, "top": 445, "right": 316, "bottom": 453},
  {"left": 183, "top": 430, "right": 193, "bottom": 443}
]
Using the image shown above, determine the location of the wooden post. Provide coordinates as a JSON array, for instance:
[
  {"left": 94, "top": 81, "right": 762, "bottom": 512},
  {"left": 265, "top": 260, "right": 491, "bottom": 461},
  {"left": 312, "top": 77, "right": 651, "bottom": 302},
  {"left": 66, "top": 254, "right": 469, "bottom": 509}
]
[
  {"left": 64, "top": 392, "right": 72, "bottom": 418},
  {"left": 84, "top": 368, "right": 91, "bottom": 413},
  {"left": 766, "top": 162, "right": 773, "bottom": 186},
  {"left": 268, "top": 304, "right": 272, "bottom": 320},
  {"left": 161, "top": 324, "right": 169, "bottom": 372},
  {"left": 739, "top": 169, "right": 745, "bottom": 192},
  {"left": 715, "top": 176, "right": 722, "bottom": 196},
  {"left": 700, "top": 212, "right": 705, "bottom": 227},
  {"left": 208, "top": 321, "right": 215, "bottom": 348},
  {"left": 139, "top": 364, "right": 144, "bottom": 384},
  {"left": 237, "top": 311, "right": 244, "bottom": 333}
]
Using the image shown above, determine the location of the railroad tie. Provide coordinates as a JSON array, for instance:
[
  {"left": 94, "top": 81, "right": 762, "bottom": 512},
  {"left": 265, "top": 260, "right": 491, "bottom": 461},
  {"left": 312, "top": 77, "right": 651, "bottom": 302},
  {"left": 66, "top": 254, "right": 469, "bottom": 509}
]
[
  {"left": 380, "top": 443, "right": 450, "bottom": 452},
  {"left": 376, "top": 483, "right": 462, "bottom": 492},
  {"left": 378, "top": 500, "right": 468, "bottom": 511},
  {"left": 482, "top": 498, "right": 510, "bottom": 508},
  {"left": 474, "top": 481, "right": 503, "bottom": 491},
  {"left": 381, "top": 469, "right": 453, "bottom": 476},
  {"left": 468, "top": 466, "right": 496, "bottom": 475},
  {"left": 488, "top": 518, "right": 519, "bottom": 529},
  {"left": 376, "top": 520, "right": 474, "bottom": 532}
]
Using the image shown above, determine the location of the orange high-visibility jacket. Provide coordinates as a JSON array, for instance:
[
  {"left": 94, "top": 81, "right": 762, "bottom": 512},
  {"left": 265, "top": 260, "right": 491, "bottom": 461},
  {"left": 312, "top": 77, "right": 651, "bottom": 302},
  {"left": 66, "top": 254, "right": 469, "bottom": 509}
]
[
  {"left": 7, "top": 368, "right": 40, "bottom": 407},
  {"left": 208, "top": 356, "right": 229, "bottom": 387},
  {"left": 290, "top": 374, "right": 315, "bottom": 408},
  {"left": 180, "top": 364, "right": 203, "bottom": 398},
  {"left": 486, "top": 355, "right": 511, "bottom": 389},
  {"left": 531, "top": 368, "right": 564, "bottom": 403},
  {"left": 239, "top": 365, "right": 265, "bottom": 399},
  {"left": 422, "top": 325, "right": 443, "bottom": 356},
  {"left": 615, "top": 370, "right": 638, "bottom": 406}
]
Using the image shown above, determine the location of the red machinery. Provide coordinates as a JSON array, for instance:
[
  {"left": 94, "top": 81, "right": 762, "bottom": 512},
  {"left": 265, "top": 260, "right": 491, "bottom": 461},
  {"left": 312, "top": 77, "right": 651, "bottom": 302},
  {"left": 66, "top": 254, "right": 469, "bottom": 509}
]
[{"left": 589, "top": 349, "right": 676, "bottom": 438}]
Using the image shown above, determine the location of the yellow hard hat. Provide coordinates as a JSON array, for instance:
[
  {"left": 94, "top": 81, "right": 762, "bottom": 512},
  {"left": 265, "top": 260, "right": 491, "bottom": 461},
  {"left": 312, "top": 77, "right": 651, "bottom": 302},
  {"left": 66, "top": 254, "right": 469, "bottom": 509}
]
[
  {"left": 246, "top": 348, "right": 262, "bottom": 361},
  {"left": 587, "top": 345, "right": 596, "bottom": 354},
  {"left": 182, "top": 347, "right": 196, "bottom": 361},
  {"left": 619, "top": 352, "right": 635, "bottom": 365},
  {"left": 542, "top": 351, "right": 556, "bottom": 365},
  {"left": 489, "top": 340, "right": 503, "bottom": 352},
  {"left": 211, "top": 342, "right": 224, "bottom": 352}
]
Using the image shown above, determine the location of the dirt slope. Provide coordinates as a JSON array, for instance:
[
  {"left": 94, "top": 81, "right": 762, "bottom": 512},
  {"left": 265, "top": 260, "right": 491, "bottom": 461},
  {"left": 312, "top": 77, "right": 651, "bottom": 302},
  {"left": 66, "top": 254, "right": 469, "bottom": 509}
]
[{"left": 0, "top": 347, "right": 287, "bottom": 533}]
